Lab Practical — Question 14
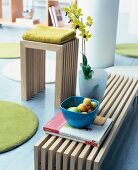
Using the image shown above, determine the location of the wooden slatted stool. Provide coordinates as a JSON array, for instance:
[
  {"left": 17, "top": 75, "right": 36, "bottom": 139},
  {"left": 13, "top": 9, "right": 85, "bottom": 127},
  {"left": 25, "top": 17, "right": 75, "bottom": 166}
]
[
  {"left": 34, "top": 74, "right": 138, "bottom": 170},
  {"left": 21, "top": 26, "right": 78, "bottom": 107}
]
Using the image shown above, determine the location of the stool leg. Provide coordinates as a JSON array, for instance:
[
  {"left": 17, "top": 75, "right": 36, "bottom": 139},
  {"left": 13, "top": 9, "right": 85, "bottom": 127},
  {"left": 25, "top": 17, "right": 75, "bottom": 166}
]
[
  {"left": 21, "top": 42, "right": 45, "bottom": 100},
  {"left": 55, "top": 39, "right": 79, "bottom": 107}
]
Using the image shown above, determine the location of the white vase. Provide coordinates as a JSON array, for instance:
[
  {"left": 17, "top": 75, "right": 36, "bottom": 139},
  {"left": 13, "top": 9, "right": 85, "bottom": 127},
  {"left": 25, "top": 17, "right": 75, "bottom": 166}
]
[
  {"left": 79, "top": 68, "right": 108, "bottom": 102},
  {"left": 78, "top": 0, "right": 120, "bottom": 67}
]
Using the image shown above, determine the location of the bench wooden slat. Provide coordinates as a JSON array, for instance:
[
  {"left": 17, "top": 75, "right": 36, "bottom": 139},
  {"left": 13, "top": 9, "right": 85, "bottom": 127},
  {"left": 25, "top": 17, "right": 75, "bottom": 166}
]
[
  {"left": 78, "top": 145, "right": 92, "bottom": 170},
  {"left": 56, "top": 139, "right": 71, "bottom": 170},
  {"left": 102, "top": 74, "right": 120, "bottom": 100},
  {"left": 86, "top": 147, "right": 99, "bottom": 170},
  {"left": 93, "top": 80, "right": 138, "bottom": 170},
  {"left": 41, "top": 136, "right": 57, "bottom": 170},
  {"left": 106, "top": 73, "right": 111, "bottom": 87},
  {"left": 34, "top": 134, "right": 50, "bottom": 170},
  {"left": 100, "top": 77, "right": 129, "bottom": 117},
  {"left": 63, "top": 141, "right": 78, "bottom": 170},
  {"left": 104, "top": 73, "right": 115, "bottom": 89},
  {"left": 98, "top": 75, "right": 124, "bottom": 114},
  {"left": 48, "top": 137, "right": 64, "bottom": 170},
  {"left": 106, "top": 78, "right": 133, "bottom": 118},
  {"left": 70, "top": 143, "right": 84, "bottom": 170},
  {"left": 112, "top": 79, "right": 138, "bottom": 121}
]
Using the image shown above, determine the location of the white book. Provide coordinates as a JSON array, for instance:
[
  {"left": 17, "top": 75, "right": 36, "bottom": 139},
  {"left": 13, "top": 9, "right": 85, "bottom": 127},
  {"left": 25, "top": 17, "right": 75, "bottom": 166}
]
[
  {"left": 48, "top": 7, "right": 56, "bottom": 27},
  {"left": 51, "top": 5, "right": 64, "bottom": 27},
  {"left": 43, "top": 112, "right": 113, "bottom": 147}
]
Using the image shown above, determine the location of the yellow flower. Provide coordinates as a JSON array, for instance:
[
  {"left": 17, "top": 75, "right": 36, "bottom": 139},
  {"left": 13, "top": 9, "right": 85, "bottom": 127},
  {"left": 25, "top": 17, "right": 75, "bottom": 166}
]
[
  {"left": 86, "top": 16, "right": 93, "bottom": 26},
  {"left": 76, "top": 8, "right": 83, "bottom": 17},
  {"left": 72, "top": 18, "right": 86, "bottom": 30},
  {"left": 80, "top": 30, "right": 92, "bottom": 41}
]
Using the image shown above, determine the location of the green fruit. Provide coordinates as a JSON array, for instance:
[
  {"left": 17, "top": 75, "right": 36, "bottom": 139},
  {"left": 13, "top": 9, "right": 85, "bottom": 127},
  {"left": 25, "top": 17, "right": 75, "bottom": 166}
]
[
  {"left": 91, "top": 102, "right": 97, "bottom": 108},
  {"left": 68, "top": 107, "right": 81, "bottom": 113}
]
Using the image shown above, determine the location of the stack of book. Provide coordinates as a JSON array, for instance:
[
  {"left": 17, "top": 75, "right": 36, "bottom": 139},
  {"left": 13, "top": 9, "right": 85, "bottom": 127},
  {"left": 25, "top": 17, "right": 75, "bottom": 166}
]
[
  {"left": 49, "top": 5, "right": 64, "bottom": 27},
  {"left": 43, "top": 112, "right": 113, "bottom": 147}
]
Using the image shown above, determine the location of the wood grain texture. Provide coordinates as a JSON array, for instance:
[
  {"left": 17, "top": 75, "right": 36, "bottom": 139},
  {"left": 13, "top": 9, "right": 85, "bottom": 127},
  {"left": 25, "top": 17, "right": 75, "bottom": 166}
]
[
  {"left": 34, "top": 134, "right": 50, "bottom": 170},
  {"left": 63, "top": 141, "right": 77, "bottom": 170},
  {"left": 78, "top": 145, "right": 92, "bottom": 170},
  {"left": 56, "top": 139, "right": 71, "bottom": 170},
  {"left": 70, "top": 143, "right": 84, "bottom": 170},
  {"left": 48, "top": 137, "right": 64, "bottom": 170},
  {"left": 21, "top": 44, "right": 45, "bottom": 100},
  {"left": 41, "top": 136, "right": 57, "bottom": 170}
]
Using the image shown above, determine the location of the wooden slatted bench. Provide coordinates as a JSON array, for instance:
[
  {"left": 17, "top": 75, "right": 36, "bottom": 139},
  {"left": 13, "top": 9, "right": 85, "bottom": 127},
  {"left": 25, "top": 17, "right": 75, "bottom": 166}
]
[{"left": 34, "top": 74, "right": 138, "bottom": 170}]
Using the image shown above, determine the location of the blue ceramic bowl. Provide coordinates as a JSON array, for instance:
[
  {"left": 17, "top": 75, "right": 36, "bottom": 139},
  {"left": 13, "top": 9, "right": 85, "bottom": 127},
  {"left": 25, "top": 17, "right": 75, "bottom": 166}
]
[{"left": 60, "top": 96, "right": 100, "bottom": 128}]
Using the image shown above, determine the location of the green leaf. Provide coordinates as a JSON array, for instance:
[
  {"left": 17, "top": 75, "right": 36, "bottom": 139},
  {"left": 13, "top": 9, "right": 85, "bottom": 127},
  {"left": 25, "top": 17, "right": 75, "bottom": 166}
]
[
  {"left": 82, "top": 53, "right": 87, "bottom": 66},
  {"left": 80, "top": 64, "right": 94, "bottom": 80}
]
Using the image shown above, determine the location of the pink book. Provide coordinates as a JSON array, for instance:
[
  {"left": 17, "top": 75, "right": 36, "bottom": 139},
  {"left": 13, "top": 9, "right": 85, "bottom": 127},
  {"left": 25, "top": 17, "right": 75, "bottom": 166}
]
[
  {"left": 43, "top": 112, "right": 66, "bottom": 133},
  {"left": 43, "top": 112, "right": 112, "bottom": 147}
]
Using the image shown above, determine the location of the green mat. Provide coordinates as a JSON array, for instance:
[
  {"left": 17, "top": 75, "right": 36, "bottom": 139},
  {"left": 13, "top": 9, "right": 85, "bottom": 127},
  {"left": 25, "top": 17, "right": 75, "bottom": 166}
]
[
  {"left": 0, "top": 42, "right": 20, "bottom": 58},
  {"left": 0, "top": 101, "right": 38, "bottom": 153},
  {"left": 116, "top": 44, "right": 138, "bottom": 58}
]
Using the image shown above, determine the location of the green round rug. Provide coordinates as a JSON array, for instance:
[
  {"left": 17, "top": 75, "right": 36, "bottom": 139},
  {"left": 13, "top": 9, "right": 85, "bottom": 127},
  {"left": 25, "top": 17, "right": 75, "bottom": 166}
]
[
  {"left": 0, "top": 42, "right": 20, "bottom": 58},
  {"left": 0, "top": 101, "right": 38, "bottom": 153},
  {"left": 116, "top": 44, "right": 138, "bottom": 58}
]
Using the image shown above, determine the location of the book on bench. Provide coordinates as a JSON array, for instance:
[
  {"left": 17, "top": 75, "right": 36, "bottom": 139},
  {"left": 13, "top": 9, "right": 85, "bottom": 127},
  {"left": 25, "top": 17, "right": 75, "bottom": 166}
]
[{"left": 43, "top": 112, "right": 113, "bottom": 147}]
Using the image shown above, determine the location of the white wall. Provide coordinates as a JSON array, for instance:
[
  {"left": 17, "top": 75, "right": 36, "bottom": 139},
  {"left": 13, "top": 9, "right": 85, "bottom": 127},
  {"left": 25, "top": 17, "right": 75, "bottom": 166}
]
[
  {"left": 119, "top": 0, "right": 131, "bottom": 13},
  {"left": 78, "top": 0, "right": 119, "bottom": 68},
  {"left": 116, "top": 0, "right": 138, "bottom": 43}
]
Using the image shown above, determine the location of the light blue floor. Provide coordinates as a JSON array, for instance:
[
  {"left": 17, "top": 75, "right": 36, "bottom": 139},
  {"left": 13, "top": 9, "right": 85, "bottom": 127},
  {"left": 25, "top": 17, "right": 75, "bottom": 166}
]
[
  {"left": 0, "top": 58, "right": 59, "bottom": 170},
  {"left": 0, "top": 5, "right": 138, "bottom": 170}
]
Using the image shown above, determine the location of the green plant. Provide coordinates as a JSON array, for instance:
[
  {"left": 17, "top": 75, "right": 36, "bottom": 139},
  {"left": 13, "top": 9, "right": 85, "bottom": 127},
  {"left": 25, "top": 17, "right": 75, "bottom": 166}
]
[{"left": 64, "top": 3, "right": 94, "bottom": 79}]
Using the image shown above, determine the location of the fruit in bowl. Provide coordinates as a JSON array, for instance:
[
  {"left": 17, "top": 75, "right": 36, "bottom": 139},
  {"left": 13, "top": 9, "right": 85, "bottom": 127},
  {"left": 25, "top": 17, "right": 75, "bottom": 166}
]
[
  {"left": 60, "top": 96, "right": 100, "bottom": 128},
  {"left": 68, "top": 107, "right": 81, "bottom": 113}
]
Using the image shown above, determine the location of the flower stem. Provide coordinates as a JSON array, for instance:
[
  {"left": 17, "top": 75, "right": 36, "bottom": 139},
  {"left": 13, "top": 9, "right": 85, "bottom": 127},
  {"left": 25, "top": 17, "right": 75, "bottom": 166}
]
[
  {"left": 84, "top": 39, "right": 86, "bottom": 55},
  {"left": 82, "top": 37, "right": 84, "bottom": 56}
]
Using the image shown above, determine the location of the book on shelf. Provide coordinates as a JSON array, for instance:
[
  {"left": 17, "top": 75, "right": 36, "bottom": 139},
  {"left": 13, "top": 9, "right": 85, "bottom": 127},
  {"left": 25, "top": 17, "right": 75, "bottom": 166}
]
[
  {"left": 49, "top": 7, "right": 56, "bottom": 27},
  {"left": 51, "top": 5, "right": 64, "bottom": 27},
  {"left": 43, "top": 112, "right": 113, "bottom": 147}
]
